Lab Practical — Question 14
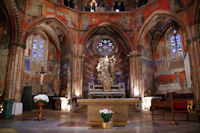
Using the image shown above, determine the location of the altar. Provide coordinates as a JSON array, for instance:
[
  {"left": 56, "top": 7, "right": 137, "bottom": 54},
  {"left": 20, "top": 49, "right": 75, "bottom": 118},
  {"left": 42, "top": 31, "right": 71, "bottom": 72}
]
[{"left": 77, "top": 98, "right": 140, "bottom": 127}]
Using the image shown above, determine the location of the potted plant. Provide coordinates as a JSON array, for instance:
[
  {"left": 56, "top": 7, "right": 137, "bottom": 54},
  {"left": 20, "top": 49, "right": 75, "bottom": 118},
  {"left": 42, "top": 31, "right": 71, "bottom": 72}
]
[
  {"left": 99, "top": 109, "right": 114, "bottom": 128},
  {"left": 33, "top": 94, "right": 49, "bottom": 120},
  {"left": 33, "top": 94, "right": 49, "bottom": 105}
]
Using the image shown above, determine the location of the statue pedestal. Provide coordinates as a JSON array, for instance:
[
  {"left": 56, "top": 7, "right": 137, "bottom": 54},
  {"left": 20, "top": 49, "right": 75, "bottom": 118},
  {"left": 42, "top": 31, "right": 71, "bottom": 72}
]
[
  {"left": 37, "top": 102, "right": 45, "bottom": 121},
  {"left": 103, "top": 83, "right": 111, "bottom": 91},
  {"left": 78, "top": 98, "right": 140, "bottom": 127}
]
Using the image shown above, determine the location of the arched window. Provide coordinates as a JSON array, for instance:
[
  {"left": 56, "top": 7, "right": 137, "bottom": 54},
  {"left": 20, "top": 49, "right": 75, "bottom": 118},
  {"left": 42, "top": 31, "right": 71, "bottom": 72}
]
[
  {"left": 170, "top": 29, "right": 183, "bottom": 58},
  {"left": 97, "top": 39, "right": 115, "bottom": 56},
  {"left": 32, "top": 35, "right": 44, "bottom": 61}
]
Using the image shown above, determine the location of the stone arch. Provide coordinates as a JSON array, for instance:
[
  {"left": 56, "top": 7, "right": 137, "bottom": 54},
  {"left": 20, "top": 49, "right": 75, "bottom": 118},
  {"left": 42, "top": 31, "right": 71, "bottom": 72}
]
[
  {"left": 136, "top": 10, "right": 192, "bottom": 53},
  {"left": 22, "top": 17, "right": 74, "bottom": 96},
  {"left": 1, "top": 0, "right": 22, "bottom": 45},
  {"left": 81, "top": 22, "right": 132, "bottom": 56},
  {"left": 22, "top": 17, "right": 74, "bottom": 55}
]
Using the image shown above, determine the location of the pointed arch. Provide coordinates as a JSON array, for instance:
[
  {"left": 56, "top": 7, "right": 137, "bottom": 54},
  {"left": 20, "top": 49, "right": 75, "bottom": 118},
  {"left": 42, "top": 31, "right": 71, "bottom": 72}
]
[
  {"left": 136, "top": 10, "right": 192, "bottom": 53},
  {"left": 81, "top": 22, "right": 132, "bottom": 56},
  {"left": 22, "top": 16, "right": 74, "bottom": 55},
  {"left": 0, "top": 0, "right": 21, "bottom": 45}
]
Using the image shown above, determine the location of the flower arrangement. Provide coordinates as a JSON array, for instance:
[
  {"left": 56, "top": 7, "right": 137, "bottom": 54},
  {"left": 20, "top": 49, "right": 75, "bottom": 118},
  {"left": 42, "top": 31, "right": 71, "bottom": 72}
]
[
  {"left": 33, "top": 94, "right": 49, "bottom": 103},
  {"left": 99, "top": 109, "right": 114, "bottom": 122}
]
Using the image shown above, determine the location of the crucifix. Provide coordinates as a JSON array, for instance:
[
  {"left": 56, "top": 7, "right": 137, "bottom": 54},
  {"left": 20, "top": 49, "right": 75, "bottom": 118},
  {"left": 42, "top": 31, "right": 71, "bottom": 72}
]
[{"left": 36, "top": 64, "right": 47, "bottom": 93}]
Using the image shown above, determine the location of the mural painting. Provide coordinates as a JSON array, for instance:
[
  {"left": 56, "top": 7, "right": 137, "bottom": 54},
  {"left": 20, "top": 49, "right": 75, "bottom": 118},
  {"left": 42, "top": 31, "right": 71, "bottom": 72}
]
[
  {"left": 65, "top": 10, "right": 78, "bottom": 29},
  {"left": 80, "top": 14, "right": 90, "bottom": 30},
  {"left": 142, "top": 58, "right": 154, "bottom": 95},
  {"left": 26, "top": 0, "right": 42, "bottom": 17},
  {"left": 170, "top": 0, "right": 185, "bottom": 13},
  {"left": 135, "top": 11, "right": 144, "bottom": 30},
  {"left": 44, "top": 0, "right": 56, "bottom": 16},
  {"left": 60, "top": 51, "right": 72, "bottom": 96},
  {"left": 0, "top": 24, "right": 9, "bottom": 96},
  {"left": 119, "top": 15, "right": 131, "bottom": 31}
]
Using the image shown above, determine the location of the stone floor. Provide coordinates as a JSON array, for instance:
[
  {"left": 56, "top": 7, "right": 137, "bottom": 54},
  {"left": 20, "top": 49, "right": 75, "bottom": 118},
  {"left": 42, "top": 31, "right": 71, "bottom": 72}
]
[{"left": 0, "top": 105, "right": 200, "bottom": 133}]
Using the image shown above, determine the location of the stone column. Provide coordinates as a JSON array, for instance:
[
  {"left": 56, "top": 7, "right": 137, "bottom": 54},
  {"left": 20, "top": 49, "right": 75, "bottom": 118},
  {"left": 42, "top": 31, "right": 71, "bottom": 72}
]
[
  {"left": 189, "top": 40, "right": 200, "bottom": 107},
  {"left": 71, "top": 55, "right": 83, "bottom": 98},
  {"left": 5, "top": 44, "right": 24, "bottom": 102},
  {"left": 129, "top": 51, "right": 143, "bottom": 97},
  {"left": 67, "top": 67, "right": 72, "bottom": 99}
]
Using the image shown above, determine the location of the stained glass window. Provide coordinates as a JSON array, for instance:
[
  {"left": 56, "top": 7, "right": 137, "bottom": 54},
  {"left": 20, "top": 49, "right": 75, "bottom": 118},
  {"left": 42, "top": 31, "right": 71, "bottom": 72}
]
[
  {"left": 32, "top": 40, "right": 38, "bottom": 60},
  {"left": 170, "top": 29, "right": 183, "bottom": 57},
  {"left": 38, "top": 40, "right": 44, "bottom": 60},
  {"left": 97, "top": 39, "right": 115, "bottom": 56},
  {"left": 32, "top": 35, "right": 44, "bottom": 61}
]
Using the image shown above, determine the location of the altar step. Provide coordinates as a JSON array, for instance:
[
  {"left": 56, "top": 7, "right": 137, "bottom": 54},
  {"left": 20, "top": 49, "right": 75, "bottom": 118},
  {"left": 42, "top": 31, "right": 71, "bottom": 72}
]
[
  {"left": 70, "top": 102, "right": 140, "bottom": 113},
  {"left": 70, "top": 105, "right": 87, "bottom": 113},
  {"left": 129, "top": 103, "right": 141, "bottom": 112}
]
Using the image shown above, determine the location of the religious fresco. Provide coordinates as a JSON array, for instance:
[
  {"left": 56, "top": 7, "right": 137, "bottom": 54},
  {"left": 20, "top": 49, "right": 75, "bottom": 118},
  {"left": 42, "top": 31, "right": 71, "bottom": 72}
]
[
  {"left": 119, "top": 15, "right": 131, "bottom": 31},
  {"left": 155, "top": 72, "right": 186, "bottom": 87},
  {"left": 60, "top": 50, "right": 72, "bottom": 95},
  {"left": 0, "top": 24, "right": 9, "bottom": 96},
  {"left": 80, "top": 14, "right": 91, "bottom": 30},
  {"left": 43, "top": 0, "right": 56, "bottom": 16},
  {"left": 135, "top": 10, "right": 144, "bottom": 30},
  {"left": 142, "top": 62, "right": 154, "bottom": 95},
  {"left": 80, "top": 13, "right": 132, "bottom": 31},
  {"left": 153, "top": 32, "right": 188, "bottom": 93},
  {"left": 23, "top": 36, "right": 61, "bottom": 96},
  {"left": 170, "top": 0, "right": 185, "bottom": 13},
  {"left": 26, "top": 0, "right": 42, "bottom": 17},
  {"left": 5, "top": 0, "right": 196, "bottom": 99},
  {"left": 65, "top": 10, "right": 78, "bottom": 29},
  {"left": 141, "top": 37, "right": 154, "bottom": 95}
]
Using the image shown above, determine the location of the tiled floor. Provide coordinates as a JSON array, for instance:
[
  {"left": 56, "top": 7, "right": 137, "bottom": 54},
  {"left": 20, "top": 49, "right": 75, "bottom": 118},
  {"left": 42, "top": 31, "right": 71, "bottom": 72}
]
[{"left": 0, "top": 106, "right": 200, "bottom": 133}]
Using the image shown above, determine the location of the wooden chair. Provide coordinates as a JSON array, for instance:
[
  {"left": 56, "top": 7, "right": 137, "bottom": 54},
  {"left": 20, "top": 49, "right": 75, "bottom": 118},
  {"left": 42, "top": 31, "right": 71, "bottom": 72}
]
[
  {"left": 173, "top": 102, "right": 189, "bottom": 121},
  {"left": 151, "top": 99, "right": 171, "bottom": 121}
]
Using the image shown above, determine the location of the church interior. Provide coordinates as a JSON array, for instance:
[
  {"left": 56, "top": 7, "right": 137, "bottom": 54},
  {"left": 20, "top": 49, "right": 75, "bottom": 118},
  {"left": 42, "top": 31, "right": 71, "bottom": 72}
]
[{"left": 0, "top": 0, "right": 200, "bottom": 132}]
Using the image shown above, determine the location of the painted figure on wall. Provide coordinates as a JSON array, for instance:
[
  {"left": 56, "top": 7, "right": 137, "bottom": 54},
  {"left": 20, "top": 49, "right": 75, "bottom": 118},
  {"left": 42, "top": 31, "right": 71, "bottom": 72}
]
[
  {"left": 65, "top": 11, "right": 78, "bottom": 29},
  {"left": 26, "top": 0, "right": 42, "bottom": 17},
  {"left": 170, "top": 0, "right": 185, "bottom": 13}
]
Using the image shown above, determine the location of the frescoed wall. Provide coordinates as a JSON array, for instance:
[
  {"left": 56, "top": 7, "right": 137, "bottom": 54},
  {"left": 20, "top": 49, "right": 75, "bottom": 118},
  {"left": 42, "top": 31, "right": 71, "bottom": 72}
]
[
  {"left": 0, "top": 23, "right": 9, "bottom": 96},
  {"left": 141, "top": 36, "right": 154, "bottom": 96},
  {"left": 153, "top": 28, "right": 190, "bottom": 94},
  {"left": 1, "top": 0, "right": 198, "bottom": 101},
  {"left": 23, "top": 35, "right": 61, "bottom": 96}
]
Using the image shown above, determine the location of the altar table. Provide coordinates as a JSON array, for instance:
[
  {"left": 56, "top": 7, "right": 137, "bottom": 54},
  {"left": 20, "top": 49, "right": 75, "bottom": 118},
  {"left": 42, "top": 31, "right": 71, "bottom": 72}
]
[{"left": 77, "top": 98, "right": 140, "bottom": 127}]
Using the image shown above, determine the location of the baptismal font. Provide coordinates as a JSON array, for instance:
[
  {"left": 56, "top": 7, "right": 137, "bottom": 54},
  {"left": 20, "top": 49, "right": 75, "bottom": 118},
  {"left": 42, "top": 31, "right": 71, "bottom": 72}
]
[{"left": 96, "top": 55, "right": 116, "bottom": 91}]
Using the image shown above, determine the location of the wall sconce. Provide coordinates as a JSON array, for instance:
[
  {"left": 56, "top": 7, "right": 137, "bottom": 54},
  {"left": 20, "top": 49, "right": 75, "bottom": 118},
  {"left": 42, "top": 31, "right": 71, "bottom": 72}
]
[
  {"left": 134, "top": 87, "right": 140, "bottom": 97},
  {"left": 115, "top": 9, "right": 120, "bottom": 12},
  {"left": 75, "top": 91, "right": 80, "bottom": 97},
  {"left": 60, "top": 97, "right": 71, "bottom": 111}
]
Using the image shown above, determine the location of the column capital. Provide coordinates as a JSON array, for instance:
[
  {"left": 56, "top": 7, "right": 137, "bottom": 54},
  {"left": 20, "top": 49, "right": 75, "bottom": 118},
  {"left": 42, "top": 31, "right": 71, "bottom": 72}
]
[{"left": 128, "top": 50, "right": 142, "bottom": 57}]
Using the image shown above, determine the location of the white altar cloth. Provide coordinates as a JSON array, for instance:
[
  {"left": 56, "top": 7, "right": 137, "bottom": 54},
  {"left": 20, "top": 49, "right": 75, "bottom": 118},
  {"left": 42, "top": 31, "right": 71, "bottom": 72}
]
[{"left": 12, "top": 102, "right": 23, "bottom": 115}]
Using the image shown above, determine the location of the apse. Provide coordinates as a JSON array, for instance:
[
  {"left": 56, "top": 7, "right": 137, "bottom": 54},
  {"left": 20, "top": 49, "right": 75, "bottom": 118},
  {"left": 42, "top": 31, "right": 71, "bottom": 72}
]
[{"left": 83, "top": 25, "right": 130, "bottom": 98}]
